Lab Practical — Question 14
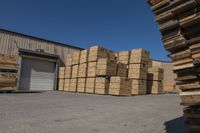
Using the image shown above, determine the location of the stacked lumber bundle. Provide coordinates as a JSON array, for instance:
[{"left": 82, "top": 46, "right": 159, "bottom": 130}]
[
  {"left": 118, "top": 51, "right": 130, "bottom": 65},
  {"left": 58, "top": 67, "right": 65, "bottom": 91},
  {"left": 128, "top": 49, "right": 150, "bottom": 95},
  {"left": 0, "top": 54, "right": 18, "bottom": 91},
  {"left": 148, "top": 0, "right": 200, "bottom": 131},
  {"left": 58, "top": 45, "right": 164, "bottom": 97},
  {"left": 109, "top": 77, "right": 132, "bottom": 96},
  {"left": 147, "top": 67, "right": 164, "bottom": 94}
]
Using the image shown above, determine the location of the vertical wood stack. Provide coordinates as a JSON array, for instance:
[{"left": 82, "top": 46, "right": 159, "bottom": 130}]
[
  {"left": 0, "top": 54, "right": 18, "bottom": 91},
  {"left": 128, "top": 49, "right": 150, "bottom": 95},
  {"left": 148, "top": 0, "right": 200, "bottom": 131},
  {"left": 147, "top": 67, "right": 164, "bottom": 94},
  {"left": 109, "top": 77, "right": 132, "bottom": 96}
]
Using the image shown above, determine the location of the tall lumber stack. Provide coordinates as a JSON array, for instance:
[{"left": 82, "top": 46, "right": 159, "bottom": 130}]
[
  {"left": 147, "top": 67, "right": 164, "bottom": 94},
  {"left": 148, "top": 0, "right": 200, "bottom": 131},
  {"left": 128, "top": 49, "right": 150, "bottom": 95},
  {"left": 58, "top": 45, "right": 164, "bottom": 97},
  {"left": 0, "top": 54, "right": 18, "bottom": 91}
]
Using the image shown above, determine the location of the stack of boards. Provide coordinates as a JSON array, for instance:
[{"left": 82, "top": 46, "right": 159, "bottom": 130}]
[
  {"left": 0, "top": 54, "right": 18, "bottom": 91},
  {"left": 148, "top": 0, "right": 200, "bottom": 132},
  {"left": 58, "top": 45, "right": 164, "bottom": 96}
]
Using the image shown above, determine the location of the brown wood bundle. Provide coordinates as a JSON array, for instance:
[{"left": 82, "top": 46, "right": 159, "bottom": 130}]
[
  {"left": 69, "top": 78, "right": 77, "bottom": 92},
  {"left": 95, "top": 77, "right": 110, "bottom": 95},
  {"left": 131, "top": 79, "right": 147, "bottom": 95},
  {"left": 64, "top": 79, "right": 70, "bottom": 92},
  {"left": 59, "top": 67, "right": 65, "bottom": 79},
  {"left": 66, "top": 53, "right": 72, "bottom": 66},
  {"left": 78, "top": 63, "right": 87, "bottom": 78},
  {"left": 88, "top": 45, "right": 108, "bottom": 62},
  {"left": 96, "top": 58, "right": 117, "bottom": 76},
  {"left": 147, "top": 67, "right": 164, "bottom": 81},
  {"left": 0, "top": 54, "right": 18, "bottom": 64},
  {"left": 64, "top": 66, "right": 72, "bottom": 79},
  {"left": 80, "top": 50, "right": 88, "bottom": 64},
  {"left": 85, "top": 78, "right": 95, "bottom": 93},
  {"left": 129, "top": 49, "right": 149, "bottom": 64},
  {"left": 147, "top": 80, "right": 163, "bottom": 94},
  {"left": 128, "top": 64, "right": 148, "bottom": 79},
  {"left": 58, "top": 79, "right": 64, "bottom": 91},
  {"left": 71, "top": 65, "right": 79, "bottom": 78},
  {"left": 116, "top": 63, "right": 127, "bottom": 77},
  {"left": 71, "top": 51, "right": 80, "bottom": 65},
  {"left": 109, "top": 77, "right": 132, "bottom": 96},
  {"left": 118, "top": 51, "right": 130, "bottom": 65},
  {"left": 77, "top": 78, "right": 86, "bottom": 93},
  {"left": 87, "top": 62, "right": 97, "bottom": 77}
]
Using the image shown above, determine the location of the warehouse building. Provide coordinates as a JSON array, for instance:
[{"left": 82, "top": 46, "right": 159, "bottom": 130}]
[{"left": 0, "top": 28, "right": 82, "bottom": 91}]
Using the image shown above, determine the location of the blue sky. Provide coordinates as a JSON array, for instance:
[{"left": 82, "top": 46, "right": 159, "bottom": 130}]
[{"left": 0, "top": 0, "right": 170, "bottom": 61}]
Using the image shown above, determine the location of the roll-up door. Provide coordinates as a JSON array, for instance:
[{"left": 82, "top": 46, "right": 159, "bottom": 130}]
[{"left": 19, "top": 57, "right": 56, "bottom": 91}]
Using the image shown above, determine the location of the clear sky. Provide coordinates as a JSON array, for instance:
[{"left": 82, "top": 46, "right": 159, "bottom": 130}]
[{"left": 0, "top": 0, "right": 170, "bottom": 61}]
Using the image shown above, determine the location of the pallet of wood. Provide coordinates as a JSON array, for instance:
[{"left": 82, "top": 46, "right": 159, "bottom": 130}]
[
  {"left": 147, "top": 67, "right": 164, "bottom": 94},
  {"left": 118, "top": 51, "right": 130, "bottom": 65},
  {"left": 85, "top": 78, "right": 95, "bottom": 93},
  {"left": 147, "top": 0, "right": 200, "bottom": 131},
  {"left": 77, "top": 78, "right": 86, "bottom": 93},
  {"left": 109, "top": 77, "right": 132, "bottom": 96},
  {"left": 96, "top": 58, "right": 117, "bottom": 76},
  {"left": 0, "top": 54, "right": 18, "bottom": 91},
  {"left": 116, "top": 62, "right": 127, "bottom": 77},
  {"left": 95, "top": 77, "right": 110, "bottom": 95}
]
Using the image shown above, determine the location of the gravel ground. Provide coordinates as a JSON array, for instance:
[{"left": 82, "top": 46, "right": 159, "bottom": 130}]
[{"left": 0, "top": 91, "right": 186, "bottom": 133}]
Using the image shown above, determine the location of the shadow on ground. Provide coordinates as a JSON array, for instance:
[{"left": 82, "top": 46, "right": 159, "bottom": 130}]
[{"left": 164, "top": 117, "right": 187, "bottom": 133}]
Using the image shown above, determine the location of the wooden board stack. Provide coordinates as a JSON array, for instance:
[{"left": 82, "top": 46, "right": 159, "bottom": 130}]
[
  {"left": 148, "top": 0, "right": 200, "bottom": 131},
  {"left": 0, "top": 54, "right": 18, "bottom": 91},
  {"left": 147, "top": 67, "right": 164, "bottom": 94},
  {"left": 58, "top": 67, "right": 65, "bottom": 91},
  {"left": 58, "top": 45, "right": 164, "bottom": 97},
  {"left": 109, "top": 77, "right": 132, "bottom": 96},
  {"left": 128, "top": 49, "right": 150, "bottom": 95}
]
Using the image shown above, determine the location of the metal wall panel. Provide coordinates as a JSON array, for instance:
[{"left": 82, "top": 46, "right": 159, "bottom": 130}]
[{"left": 0, "top": 30, "right": 81, "bottom": 64}]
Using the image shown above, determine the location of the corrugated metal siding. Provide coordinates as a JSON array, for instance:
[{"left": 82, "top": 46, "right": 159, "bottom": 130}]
[{"left": 0, "top": 30, "right": 80, "bottom": 64}]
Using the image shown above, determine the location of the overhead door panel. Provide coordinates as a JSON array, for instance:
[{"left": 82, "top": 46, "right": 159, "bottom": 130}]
[{"left": 19, "top": 57, "right": 56, "bottom": 91}]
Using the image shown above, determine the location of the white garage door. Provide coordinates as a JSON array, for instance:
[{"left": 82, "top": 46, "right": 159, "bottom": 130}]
[{"left": 19, "top": 57, "right": 56, "bottom": 91}]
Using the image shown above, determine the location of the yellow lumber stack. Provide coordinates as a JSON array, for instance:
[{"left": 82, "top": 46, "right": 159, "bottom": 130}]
[
  {"left": 78, "top": 63, "right": 87, "bottom": 78},
  {"left": 95, "top": 77, "right": 109, "bottom": 95},
  {"left": 96, "top": 58, "right": 117, "bottom": 76},
  {"left": 85, "top": 78, "right": 95, "bottom": 93},
  {"left": 109, "top": 77, "right": 132, "bottom": 96},
  {"left": 147, "top": 67, "right": 163, "bottom": 94},
  {"left": 58, "top": 45, "right": 164, "bottom": 97},
  {"left": 58, "top": 67, "right": 65, "bottom": 91},
  {"left": 116, "top": 63, "right": 127, "bottom": 77},
  {"left": 77, "top": 78, "right": 86, "bottom": 93},
  {"left": 128, "top": 49, "right": 149, "bottom": 95},
  {"left": 0, "top": 54, "right": 18, "bottom": 91},
  {"left": 118, "top": 51, "right": 130, "bottom": 65}
]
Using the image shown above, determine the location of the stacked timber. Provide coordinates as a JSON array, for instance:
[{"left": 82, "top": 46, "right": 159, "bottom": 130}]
[
  {"left": 118, "top": 51, "right": 130, "bottom": 65},
  {"left": 147, "top": 67, "right": 164, "bottom": 94},
  {"left": 85, "top": 78, "right": 95, "bottom": 93},
  {"left": 109, "top": 77, "right": 132, "bottom": 96},
  {"left": 95, "top": 77, "right": 110, "bottom": 95},
  {"left": 128, "top": 49, "right": 149, "bottom": 95},
  {"left": 116, "top": 62, "right": 127, "bottom": 77},
  {"left": 58, "top": 67, "right": 65, "bottom": 91},
  {"left": 148, "top": 0, "right": 200, "bottom": 131},
  {"left": 58, "top": 45, "right": 164, "bottom": 97},
  {"left": 0, "top": 54, "right": 18, "bottom": 91}
]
